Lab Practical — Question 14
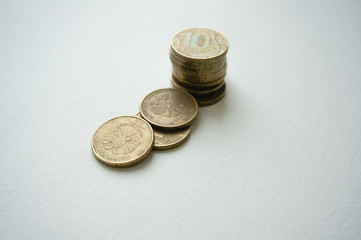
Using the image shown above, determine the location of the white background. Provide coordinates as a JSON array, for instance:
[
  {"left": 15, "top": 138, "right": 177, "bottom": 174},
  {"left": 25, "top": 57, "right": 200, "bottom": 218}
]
[{"left": 1, "top": 0, "right": 360, "bottom": 239}]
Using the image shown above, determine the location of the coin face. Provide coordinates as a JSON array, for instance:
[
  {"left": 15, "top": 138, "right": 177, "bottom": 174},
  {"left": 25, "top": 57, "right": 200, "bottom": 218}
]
[
  {"left": 136, "top": 113, "right": 191, "bottom": 150},
  {"left": 171, "top": 28, "right": 229, "bottom": 59},
  {"left": 91, "top": 116, "right": 154, "bottom": 167},
  {"left": 140, "top": 88, "right": 198, "bottom": 130}
]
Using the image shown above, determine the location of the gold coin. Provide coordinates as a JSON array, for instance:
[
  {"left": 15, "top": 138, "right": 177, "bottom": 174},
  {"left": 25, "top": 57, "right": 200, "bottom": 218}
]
[
  {"left": 170, "top": 59, "right": 227, "bottom": 77},
  {"left": 169, "top": 48, "right": 227, "bottom": 66},
  {"left": 171, "top": 76, "right": 225, "bottom": 97},
  {"left": 195, "top": 83, "right": 226, "bottom": 107},
  {"left": 172, "top": 72, "right": 225, "bottom": 88},
  {"left": 140, "top": 88, "right": 198, "bottom": 130},
  {"left": 91, "top": 116, "right": 154, "bottom": 167},
  {"left": 169, "top": 47, "right": 227, "bottom": 66},
  {"left": 136, "top": 113, "right": 191, "bottom": 150},
  {"left": 171, "top": 62, "right": 227, "bottom": 82},
  {"left": 171, "top": 28, "right": 229, "bottom": 60}
]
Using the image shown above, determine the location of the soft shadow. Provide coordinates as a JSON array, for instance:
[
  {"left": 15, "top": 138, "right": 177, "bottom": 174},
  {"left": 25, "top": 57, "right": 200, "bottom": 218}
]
[{"left": 196, "top": 80, "right": 234, "bottom": 121}]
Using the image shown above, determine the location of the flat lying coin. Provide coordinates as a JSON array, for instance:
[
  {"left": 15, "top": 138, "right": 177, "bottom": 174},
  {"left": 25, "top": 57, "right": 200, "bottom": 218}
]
[
  {"left": 91, "top": 116, "right": 154, "bottom": 167},
  {"left": 140, "top": 88, "right": 198, "bottom": 130},
  {"left": 136, "top": 112, "right": 191, "bottom": 150}
]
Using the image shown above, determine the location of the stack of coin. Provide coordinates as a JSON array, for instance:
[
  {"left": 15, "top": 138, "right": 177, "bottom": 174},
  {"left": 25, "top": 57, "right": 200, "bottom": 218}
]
[
  {"left": 170, "top": 28, "right": 229, "bottom": 106},
  {"left": 91, "top": 88, "right": 198, "bottom": 167}
]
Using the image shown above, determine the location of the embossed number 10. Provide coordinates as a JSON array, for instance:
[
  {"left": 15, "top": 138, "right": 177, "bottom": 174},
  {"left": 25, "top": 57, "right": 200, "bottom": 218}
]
[{"left": 181, "top": 32, "right": 211, "bottom": 48}]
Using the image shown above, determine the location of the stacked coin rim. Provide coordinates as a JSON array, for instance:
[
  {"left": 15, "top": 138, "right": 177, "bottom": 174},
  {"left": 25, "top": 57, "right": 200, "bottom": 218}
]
[{"left": 169, "top": 28, "right": 228, "bottom": 106}]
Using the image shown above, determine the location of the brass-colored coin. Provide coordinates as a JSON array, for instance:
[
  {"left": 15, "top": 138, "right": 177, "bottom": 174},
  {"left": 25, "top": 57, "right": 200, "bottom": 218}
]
[
  {"left": 169, "top": 49, "right": 226, "bottom": 68},
  {"left": 136, "top": 113, "right": 191, "bottom": 150},
  {"left": 171, "top": 76, "right": 225, "bottom": 97},
  {"left": 169, "top": 48, "right": 227, "bottom": 67},
  {"left": 91, "top": 116, "right": 154, "bottom": 167},
  {"left": 171, "top": 28, "right": 229, "bottom": 60},
  {"left": 171, "top": 62, "right": 227, "bottom": 82},
  {"left": 172, "top": 72, "right": 225, "bottom": 88},
  {"left": 170, "top": 59, "right": 227, "bottom": 76},
  {"left": 195, "top": 83, "right": 226, "bottom": 107},
  {"left": 140, "top": 88, "right": 198, "bottom": 130}
]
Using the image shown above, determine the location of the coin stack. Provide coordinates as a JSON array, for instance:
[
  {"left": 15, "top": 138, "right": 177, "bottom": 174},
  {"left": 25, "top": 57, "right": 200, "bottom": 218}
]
[
  {"left": 91, "top": 28, "right": 230, "bottom": 168},
  {"left": 170, "top": 28, "right": 229, "bottom": 106}
]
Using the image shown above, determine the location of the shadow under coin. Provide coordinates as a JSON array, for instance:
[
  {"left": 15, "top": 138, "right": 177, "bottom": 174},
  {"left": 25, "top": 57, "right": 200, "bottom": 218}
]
[{"left": 94, "top": 150, "right": 155, "bottom": 172}]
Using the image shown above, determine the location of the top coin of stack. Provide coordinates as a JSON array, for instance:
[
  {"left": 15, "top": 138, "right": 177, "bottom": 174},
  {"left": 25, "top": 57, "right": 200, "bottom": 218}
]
[{"left": 170, "top": 28, "right": 229, "bottom": 106}]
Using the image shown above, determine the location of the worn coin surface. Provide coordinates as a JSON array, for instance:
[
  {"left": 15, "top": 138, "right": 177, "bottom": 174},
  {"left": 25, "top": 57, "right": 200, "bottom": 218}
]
[
  {"left": 91, "top": 116, "right": 154, "bottom": 167},
  {"left": 136, "top": 113, "right": 191, "bottom": 150},
  {"left": 171, "top": 28, "right": 229, "bottom": 59},
  {"left": 140, "top": 88, "right": 198, "bottom": 130}
]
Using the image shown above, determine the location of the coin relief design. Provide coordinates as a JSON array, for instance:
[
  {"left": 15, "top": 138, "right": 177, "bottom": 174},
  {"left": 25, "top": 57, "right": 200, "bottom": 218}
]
[
  {"left": 149, "top": 93, "right": 184, "bottom": 118},
  {"left": 140, "top": 88, "right": 198, "bottom": 130},
  {"left": 172, "top": 28, "right": 229, "bottom": 59},
  {"left": 92, "top": 116, "right": 154, "bottom": 167},
  {"left": 102, "top": 122, "right": 143, "bottom": 155}
]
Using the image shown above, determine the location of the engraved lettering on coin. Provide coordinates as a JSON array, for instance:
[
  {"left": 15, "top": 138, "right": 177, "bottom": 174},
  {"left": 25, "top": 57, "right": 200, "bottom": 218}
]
[{"left": 171, "top": 28, "right": 229, "bottom": 59}]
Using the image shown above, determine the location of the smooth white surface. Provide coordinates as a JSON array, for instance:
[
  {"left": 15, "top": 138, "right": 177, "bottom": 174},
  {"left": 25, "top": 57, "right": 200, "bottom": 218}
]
[{"left": 1, "top": 0, "right": 360, "bottom": 239}]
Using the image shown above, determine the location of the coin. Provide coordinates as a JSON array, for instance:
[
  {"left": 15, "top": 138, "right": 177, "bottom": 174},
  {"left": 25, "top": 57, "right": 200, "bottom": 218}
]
[
  {"left": 172, "top": 72, "right": 225, "bottom": 88},
  {"left": 171, "top": 75, "right": 225, "bottom": 97},
  {"left": 91, "top": 116, "right": 154, "bottom": 167},
  {"left": 195, "top": 83, "right": 226, "bottom": 106},
  {"left": 140, "top": 88, "right": 198, "bottom": 130},
  {"left": 171, "top": 28, "right": 229, "bottom": 59},
  {"left": 169, "top": 48, "right": 227, "bottom": 67},
  {"left": 170, "top": 28, "right": 228, "bottom": 106},
  {"left": 136, "top": 113, "right": 191, "bottom": 150},
  {"left": 171, "top": 63, "right": 227, "bottom": 83}
]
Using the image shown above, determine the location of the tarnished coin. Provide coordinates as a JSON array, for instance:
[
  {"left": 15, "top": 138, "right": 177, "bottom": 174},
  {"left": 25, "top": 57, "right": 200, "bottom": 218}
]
[
  {"left": 171, "top": 28, "right": 229, "bottom": 59},
  {"left": 140, "top": 88, "right": 198, "bottom": 130},
  {"left": 91, "top": 116, "right": 154, "bottom": 167},
  {"left": 136, "top": 113, "right": 191, "bottom": 150}
]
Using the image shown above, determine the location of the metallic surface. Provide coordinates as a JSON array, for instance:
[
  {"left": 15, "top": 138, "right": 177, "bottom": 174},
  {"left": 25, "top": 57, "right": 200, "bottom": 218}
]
[
  {"left": 172, "top": 72, "right": 225, "bottom": 88},
  {"left": 171, "top": 28, "right": 229, "bottom": 59},
  {"left": 91, "top": 116, "right": 154, "bottom": 167},
  {"left": 171, "top": 76, "right": 225, "bottom": 97},
  {"left": 136, "top": 113, "right": 191, "bottom": 150},
  {"left": 195, "top": 83, "right": 226, "bottom": 106},
  {"left": 169, "top": 28, "right": 228, "bottom": 106},
  {"left": 140, "top": 88, "right": 198, "bottom": 130}
]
